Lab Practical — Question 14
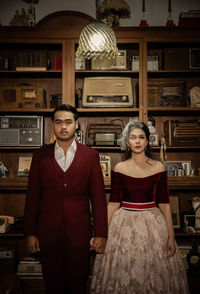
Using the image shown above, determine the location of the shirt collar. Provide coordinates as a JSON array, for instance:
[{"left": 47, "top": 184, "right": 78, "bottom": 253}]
[{"left": 55, "top": 139, "right": 77, "bottom": 152}]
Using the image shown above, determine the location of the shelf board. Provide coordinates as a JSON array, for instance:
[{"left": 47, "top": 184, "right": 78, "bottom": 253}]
[
  {"left": 0, "top": 146, "right": 41, "bottom": 150},
  {"left": 0, "top": 108, "right": 54, "bottom": 113},
  {"left": 0, "top": 177, "right": 28, "bottom": 190},
  {"left": 151, "top": 146, "right": 200, "bottom": 151},
  {"left": 1, "top": 176, "right": 198, "bottom": 190},
  {"left": 0, "top": 70, "right": 62, "bottom": 74},
  {"left": 148, "top": 70, "right": 200, "bottom": 74},
  {"left": 0, "top": 232, "right": 24, "bottom": 238},
  {"left": 168, "top": 176, "right": 200, "bottom": 189},
  {"left": 75, "top": 70, "right": 138, "bottom": 74},
  {"left": 147, "top": 106, "right": 200, "bottom": 112},
  {"left": 77, "top": 107, "right": 139, "bottom": 113},
  {"left": 91, "top": 146, "right": 122, "bottom": 151},
  {"left": 0, "top": 108, "right": 139, "bottom": 113}
]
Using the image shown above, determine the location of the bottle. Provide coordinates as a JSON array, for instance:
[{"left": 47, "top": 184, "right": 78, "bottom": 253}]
[{"left": 46, "top": 55, "right": 51, "bottom": 70}]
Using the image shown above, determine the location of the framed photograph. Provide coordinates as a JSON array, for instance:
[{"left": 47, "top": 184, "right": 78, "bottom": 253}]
[
  {"left": 18, "top": 156, "right": 32, "bottom": 177},
  {"left": 164, "top": 161, "right": 191, "bottom": 176},
  {"left": 100, "top": 155, "right": 111, "bottom": 185},
  {"left": 189, "top": 48, "right": 200, "bottom": 69},
  {"left": 170, "top": 195, "right": 181, "bottom": 229}
]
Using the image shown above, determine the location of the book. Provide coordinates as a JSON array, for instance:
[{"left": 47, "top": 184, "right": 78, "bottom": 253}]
[{"left": 16, "top": 67, "right": 46, "bottom": 71}]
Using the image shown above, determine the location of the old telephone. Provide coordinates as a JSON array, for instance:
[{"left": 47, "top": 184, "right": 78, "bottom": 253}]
[{"left": 0, "top": 215, "right": 14, "bottom": 233}]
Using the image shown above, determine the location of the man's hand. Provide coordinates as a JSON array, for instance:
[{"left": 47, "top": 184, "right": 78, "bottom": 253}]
[
  {"left": 90, "top": 237, "right": 107, "bottom": 254},
  {"left": 26, "top": 235, "right": 40, "bottom": 254}
]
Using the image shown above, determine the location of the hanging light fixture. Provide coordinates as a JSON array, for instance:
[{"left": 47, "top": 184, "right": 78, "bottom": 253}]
[{"left": 75, "top": 0, "right": 118, "bottom": 59}]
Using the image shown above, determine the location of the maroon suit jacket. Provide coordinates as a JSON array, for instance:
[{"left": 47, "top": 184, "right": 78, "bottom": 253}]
[{"left": 24, "top": 142, "right": 108, "bottom": 246}]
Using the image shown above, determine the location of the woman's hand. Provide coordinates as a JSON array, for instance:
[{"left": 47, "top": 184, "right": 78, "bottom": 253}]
[
  {"left": 90, "top": 237, "right": 107, "bottom": 254},
  {"left": 166, "top": 237, "right": 176, "bottom": 257}
]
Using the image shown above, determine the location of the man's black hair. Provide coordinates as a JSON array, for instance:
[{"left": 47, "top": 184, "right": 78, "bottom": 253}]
[{"left": 51, "top": 104, "right": 79, "bottom": 121}]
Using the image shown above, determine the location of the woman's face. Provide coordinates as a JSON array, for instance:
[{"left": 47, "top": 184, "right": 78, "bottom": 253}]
[{"left": 128, "top": 128, "right": 148, "bottom": 154}]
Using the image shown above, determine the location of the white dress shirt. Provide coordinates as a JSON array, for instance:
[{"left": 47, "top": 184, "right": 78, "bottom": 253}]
[{"left": 55, "top": 139, "right": 77, "bottom": 172}]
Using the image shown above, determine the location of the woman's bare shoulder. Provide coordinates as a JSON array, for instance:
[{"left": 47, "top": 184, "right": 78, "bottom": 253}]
[
  {"left": 148, "top": 159, "right": 165, "bottom": 173},
  {"left": 113, "top": 161, "right": 128, "bottom": 172}
]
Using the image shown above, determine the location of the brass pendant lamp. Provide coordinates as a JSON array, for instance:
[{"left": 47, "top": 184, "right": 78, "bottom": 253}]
[{"left": 75, "top": 0, "right": 118, "bottom": 59}]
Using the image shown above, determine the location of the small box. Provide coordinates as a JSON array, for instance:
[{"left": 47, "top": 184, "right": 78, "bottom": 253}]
[
  {"left": 50, "top": 94, "right": 62, "bottom": 108},
  {"left": 75, "top": 57, "right": 86, "bottom": 70}
]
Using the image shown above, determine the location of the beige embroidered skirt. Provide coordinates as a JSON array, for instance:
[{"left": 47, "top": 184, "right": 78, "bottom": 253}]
[{"left": 90, "top": 207, "right": 189, "bottom": 294}]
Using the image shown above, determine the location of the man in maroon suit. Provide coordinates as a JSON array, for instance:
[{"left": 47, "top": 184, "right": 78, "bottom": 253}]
[{"left": 24, "top": 104, "right": 108, "bottom": 294}]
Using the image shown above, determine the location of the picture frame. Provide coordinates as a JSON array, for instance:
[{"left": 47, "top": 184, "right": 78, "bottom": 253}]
[
  {"left": 18, "top": 156, "right": 32, "bottom": 177},
  {"left": 189, "top": 48, "right": 200, "bottom": 69},
  {"left": 170, "top": 195, "right": 181, "bottom": 229},
  {"left": 100, "top": 155, "right": 111, "bottom": 185},
  {"left": 164, "top": 161, "right": 191, "bottom": 176}
]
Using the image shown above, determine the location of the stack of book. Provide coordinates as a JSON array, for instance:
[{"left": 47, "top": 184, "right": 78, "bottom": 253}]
[{"left": 17, "top": 257, "right": 43, "bottom": 279}]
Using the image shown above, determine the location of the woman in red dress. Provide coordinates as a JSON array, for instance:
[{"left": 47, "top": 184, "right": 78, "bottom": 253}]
[{"left": 90, "top": 118, "right": 189, "bottom": 294}]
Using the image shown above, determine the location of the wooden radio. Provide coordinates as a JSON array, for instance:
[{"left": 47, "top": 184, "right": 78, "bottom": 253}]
[
  {"left": 163, "top": 120, "right": 200, "bottom": 146},
  {"left": 147, "top": 81, "right": 186, "bottom": 107},
  {"left": 0, "top": 86, "right": 46, "bottom": 109},
  {"left": 82, "top": 77, "right": 135, "bottom": 108}
]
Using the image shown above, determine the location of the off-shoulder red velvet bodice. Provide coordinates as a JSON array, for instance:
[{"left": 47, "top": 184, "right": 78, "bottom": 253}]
[{"left": 109, "top": 170, "right": 170, "bottom": 204}]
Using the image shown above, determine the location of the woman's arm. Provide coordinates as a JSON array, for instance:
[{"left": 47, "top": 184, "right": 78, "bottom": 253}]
[
  {"left": 158, "top": 203, "right": 176, "bottom": 257},
  {"left": 107, "top": 202, "right": 121, "bottom": 225}
]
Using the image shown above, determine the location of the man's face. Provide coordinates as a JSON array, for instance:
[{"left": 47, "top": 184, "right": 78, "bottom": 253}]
[{"left": 53, "top": 110, "right": 78, "bottom": 142}]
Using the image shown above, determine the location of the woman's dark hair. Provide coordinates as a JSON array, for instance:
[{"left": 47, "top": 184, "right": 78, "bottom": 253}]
[{"left": 51, "top": 104, "right": 79, "bottom": 121}]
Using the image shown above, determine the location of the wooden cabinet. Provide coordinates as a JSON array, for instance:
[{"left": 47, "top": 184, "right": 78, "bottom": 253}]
[{"left": 0, "top": 11, "right": 200, "bottom": 292}]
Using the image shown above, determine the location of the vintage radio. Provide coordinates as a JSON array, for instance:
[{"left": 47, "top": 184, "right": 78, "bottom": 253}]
[
  {"left": 163, "top": 120, "right": 200, "bottom": 146},
  {"left": 0, "top": 86, "right": 46, "bottom": 109},
  {"left": 147, "top": 81, "right": 186, "bottom": 107},
  {"left": 0, "top": 115, "right": 43, "bottom": 146},
  {"left": 91, "top": 50, "right": 126, "bottom": 70},
  {"left": 82, "top": 77, "right": 134, "bottom": 108},
  {"left": 86, "top": 123, "right": 123, "bottom": 146}
]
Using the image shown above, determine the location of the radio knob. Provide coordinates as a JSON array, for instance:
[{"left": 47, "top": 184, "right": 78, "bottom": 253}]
[
  {"left": 122, "top": 96, "right": 127, "bottom": 101},
  {"left": 18, "top": 103, "right": 23, "bottom": 108},
  {"left": 88, "top": 96, "right": 94, "bottom": 102},
  {"left": 35, "top": 103, "right": 40, "bottom": 108},
  {"left": 28, "top": 137, "right": 33, "bottom": 142}
]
